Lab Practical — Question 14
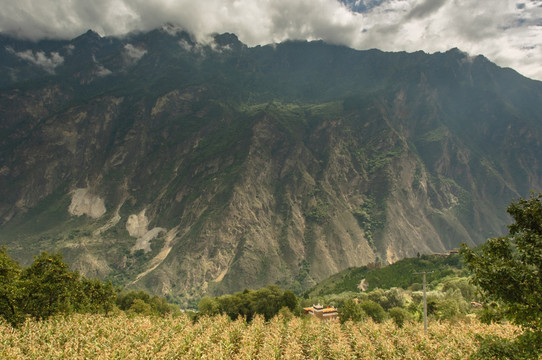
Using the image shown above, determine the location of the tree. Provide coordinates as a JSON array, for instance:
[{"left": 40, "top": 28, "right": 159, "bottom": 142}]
[
  {"left": 461, "top": 193, "right": 542, "bottom": 358},
  {"left": 281, "top": 290, "right": 298, "bottom": 312},
  {"left": 116, "top": 290, "right": 150, "bottom": 311},
  {"left": 359, "top": 300, "right": 387, "bottom": 323},
  {"left": 128, "top": 299, "right": 152, "bottom": 316},
  {"left": 81, "top": 278, "right": 117, "bottom": 315},
  {"left": 0, "top": 247, "right": 23, "bottom": 326},
  {"left": 388, "top": 307, "right": 412, "bottom": 328},
  {"left": 198, "top": 296, "right": 220, "bottom": 316},
  {"left": 198, "top": 285, "right": 298, "bottom": 321},
  {"left": 19, "top": 252, "right": 80, "bottom": 320},
  {"left": 461, "top": 193, "right": 542, "bottom": 329},
  {"left": 338, "top": 299, "right": 366, "bottom": 324},
  {"left": 252, "top": 285, "right": 283, "bottom": 321}
]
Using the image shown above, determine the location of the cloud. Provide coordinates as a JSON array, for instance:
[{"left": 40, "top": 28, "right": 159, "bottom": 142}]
[
  {"left": 6, "top": 47, "right": 64, "bottom": 73},
  {"left": 95, "top": 64, "right": 112, "bottom": 77},
  {"left": 0, "top": 0, "right": 541, "bottom": 80},
  {"left": 91, "top": 55, "right": 112, "bottom": 77},
  {"left": 406, "top": 0, "right": 447, "bottom": 20},
  {"left": 123, "top": 44, "right": 147, "bottom": 64}
]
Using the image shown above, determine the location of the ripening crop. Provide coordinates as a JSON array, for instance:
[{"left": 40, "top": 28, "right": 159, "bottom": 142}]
[{"left": 0, "top": 313, "right": 522, "bottom": 359}]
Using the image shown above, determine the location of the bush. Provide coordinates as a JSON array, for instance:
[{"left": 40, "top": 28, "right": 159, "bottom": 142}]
[
  {"left": 117, "top": 290, "right": 178, "bottom": 316},
  {"left": 359, "top": 300, "right": 387, "bottom": 323},
  {"left": 473, "top": 331, "right": 542, "bottom": 360},
  {"left": 198, "top": 296, "right": 220, "bottom": 316},
  {"left": 441, "top": 277, "right": 476, "bottom": 302},
  {"left": 388, "top": 307, "right": 412, "bottom": 328},
  {"left": 278, "top": 306, "right": 294, "bottom": 321},
  {"left": 128, "top": 299, "right": 152, "bottom": 316},
  {"left": 339, "top": 299, "right": 366, "bottom": 324}
]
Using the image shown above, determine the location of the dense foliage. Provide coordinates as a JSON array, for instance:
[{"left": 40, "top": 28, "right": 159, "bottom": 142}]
[
  {"left": 0, "top": 248, "right": 177, "bottom": 326},
  {"left": 461, "top": 192, "right": 542, "bottom": 357},
  {"left": 198, "top": 285, "right": 298, "bottom": 321},
  {"left": 0, "top": 248, "right": 116, "bottom": 326}
]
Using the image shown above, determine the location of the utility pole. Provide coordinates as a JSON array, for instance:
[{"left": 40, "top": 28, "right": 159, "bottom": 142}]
[{"left": 414, "top": 271, "right": 433, "bottom": 335}]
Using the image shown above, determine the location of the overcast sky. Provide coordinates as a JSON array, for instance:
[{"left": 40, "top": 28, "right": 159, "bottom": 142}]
[{"left": 1, "top": 0, "right": 541, "bottom": 80}]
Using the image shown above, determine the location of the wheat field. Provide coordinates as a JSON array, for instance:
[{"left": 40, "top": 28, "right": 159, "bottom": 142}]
[{"left": 0, "top": 313, "right": 521, "bottom": 359}]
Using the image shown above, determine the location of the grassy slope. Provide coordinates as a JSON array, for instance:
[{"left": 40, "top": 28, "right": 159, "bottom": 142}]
[{"left": 305, "top": 254, "right": 467, "bottom": 297}]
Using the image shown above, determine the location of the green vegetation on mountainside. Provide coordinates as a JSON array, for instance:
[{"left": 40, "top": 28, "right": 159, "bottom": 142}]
[{"left": 305, "top": 253, "right": 466, "bottom": 297}]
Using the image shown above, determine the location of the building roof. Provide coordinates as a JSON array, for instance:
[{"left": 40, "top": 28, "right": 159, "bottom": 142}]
[{"left": 303, "top": 304, "right": 338, "bottom": 313}]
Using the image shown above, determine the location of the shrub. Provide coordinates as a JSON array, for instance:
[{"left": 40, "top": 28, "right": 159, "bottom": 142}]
[
  {"left": 359, "top": 300, "right": 387, "bottom": 323},
  {"left": 388, "top": 307, "right": 412, "bottom": 328},
  {"left": 339, "top": 299, "right": 366, "bottom": 324}
]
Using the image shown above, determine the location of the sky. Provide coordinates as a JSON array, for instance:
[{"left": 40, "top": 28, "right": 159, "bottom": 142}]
[{"left": 1, "top": 0, "right": 541, "bottom": 81}]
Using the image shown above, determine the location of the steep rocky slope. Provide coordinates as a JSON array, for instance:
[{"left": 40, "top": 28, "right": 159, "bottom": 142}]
[{"left": 1, "top": 28, "right": 541, "bottom": 305}]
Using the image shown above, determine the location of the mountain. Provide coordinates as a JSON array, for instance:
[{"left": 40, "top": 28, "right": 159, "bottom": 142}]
[{"left": 1, "top": 27, "right": 542, "bottom": 306}]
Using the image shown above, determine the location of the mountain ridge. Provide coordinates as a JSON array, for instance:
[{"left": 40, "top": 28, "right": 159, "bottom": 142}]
[{"left": 1, "top": 27, "right": 541, "bottom": 306}]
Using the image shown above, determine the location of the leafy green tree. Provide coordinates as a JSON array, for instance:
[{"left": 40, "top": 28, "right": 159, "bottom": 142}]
[
  {"left": 434, "top": 298, "right": 461, "bottom": 320},
  {"left": 0, "top": 247, "right": 23, "bottom": 326},
  {"left": 128, "top": 299, "right": 152, "bottom": 316},
  {"left": 388, "top": 307, "right": 412, "bottom": 328},
  {"left": 149, "top": 295, "right": 178, "bottom": 316},
  {"left": 198, "top": 296, "right": 220, "bottom": 316},
  {"left": 338, "top": 299, "right": 366, "bottom": 324},
  {"left": 278, "top": 306, "right": 294, "bottom": 321},
  {"left": 200, "top": 285, "right": 298, "bottom": 321},
  {"left": 441, "top": 277, "right": 476, "bottom": 302},
  {"left": 81, "top": 279, "right": 117, "bottom": 315},
  {"left": 116, "top": 290, "right": 151, "bottom": 311},
  {"left": 252, "top": 285, "right": 283, "bottom": 320},
  {"left": 461, "top": 193, "right": 542, "bottom": 357},
  {"left": 116, "top": 290, "right": 176, "bottom": 316},
  {"left": 19, "top": 252, "right": 79, "bottom": 320},
  {"left": 281, "top": 290, "right": 298, "bottom": 312},
  {"left": 359, "top": 300, "right": 387, "bottom": 323},
  {"left": 461, "top": 193, "right": 542, "bottom": 329}
]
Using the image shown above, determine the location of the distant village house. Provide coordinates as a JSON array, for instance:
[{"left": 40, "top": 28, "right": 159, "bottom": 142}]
[{"left": 303, "top": 304, "right": 339, "bottom": 321}]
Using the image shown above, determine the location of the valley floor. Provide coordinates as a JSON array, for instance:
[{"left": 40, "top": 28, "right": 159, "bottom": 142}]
[{"left": 0, "top": 313, "right": 522, "bottom": 359}]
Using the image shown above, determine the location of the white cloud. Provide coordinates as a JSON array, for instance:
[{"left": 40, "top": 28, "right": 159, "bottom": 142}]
[
  {"left": 0, "top": 0, "right": 541, "bottom": 80},
  {"left": 123, "top": 43, "right": 147, "bottom": 64},
  {"left": 95, "top": 64, "right": 112, "bottom": 77},
  {"left": 91, "top": 55, "right": 112, "bottom": 77},
  {"left": 6, "top": 47, "right": 64, "bottom": 74},
  {"left": 350, "top": 0, "right": 542, "bottom": 80}
]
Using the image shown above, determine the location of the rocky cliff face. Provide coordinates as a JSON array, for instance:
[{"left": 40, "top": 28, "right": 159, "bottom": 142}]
[{"left": 1, "top": 28, "right": 542, "bottom": 306}]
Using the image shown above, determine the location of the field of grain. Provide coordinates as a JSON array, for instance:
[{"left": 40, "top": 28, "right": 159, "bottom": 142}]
[{"left": 0, "top": 313, "right": 521, "bottom": 359}]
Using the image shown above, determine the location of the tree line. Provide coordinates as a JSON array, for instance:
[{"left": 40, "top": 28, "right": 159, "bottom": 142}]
[
  {"left": 198, "top": 285, "right": 298, "bottom": 321},
  {"left": 0, "top": 249, "right": 178, "bottom": 326}
]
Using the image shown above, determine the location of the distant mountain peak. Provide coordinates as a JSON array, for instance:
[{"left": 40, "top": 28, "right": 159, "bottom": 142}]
[
  {"left": 212, "top": 32, "right": 244, "bottom": 51},
  {"left": 73, "top": 30, "right": 102, "bottom": 43}
]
